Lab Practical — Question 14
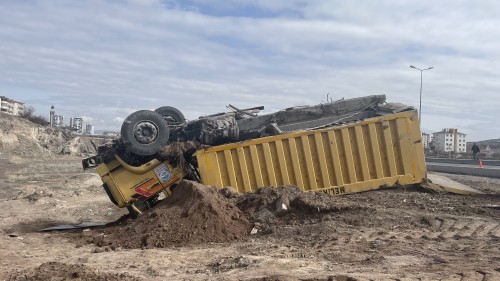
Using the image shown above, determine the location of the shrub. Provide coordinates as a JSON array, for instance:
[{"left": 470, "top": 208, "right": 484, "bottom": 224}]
[{"left": 19, "top": 106, "right": 49, "bottom": 126}]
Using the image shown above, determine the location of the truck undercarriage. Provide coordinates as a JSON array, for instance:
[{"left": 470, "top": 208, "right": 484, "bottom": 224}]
[{"left": 84, "top": 95, "right": 410, "bottom": 167}]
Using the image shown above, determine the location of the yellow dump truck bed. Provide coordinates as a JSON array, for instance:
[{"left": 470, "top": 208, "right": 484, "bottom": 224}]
[{"left": 195, "top": 110, "right": 426, "bottom": 195}]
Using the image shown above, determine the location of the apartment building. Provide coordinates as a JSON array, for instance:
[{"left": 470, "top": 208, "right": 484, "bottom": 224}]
[
  {"left": 85, "top": 124, "right": 94, "bottom": 135},
  {"left": 73, "top": 117, "right": 83, "bottom": 134},
  {"left": 0, "top": 96, "right": 24, "bottom": 116},
  {"left": 422, "top": 133, "right": 431, "bottom": 149},
  {"left": 432, "top": 128, "right": 467, "bottom": 153}
]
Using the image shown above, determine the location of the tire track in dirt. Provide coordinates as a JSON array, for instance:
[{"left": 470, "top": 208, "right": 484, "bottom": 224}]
[
  {"left": 433, "top": 217, "right": 500, "bottom": 240},
  {"left": 472, "top": 223, "right": 498, "bottom": 237},
  {"left": 458, "top": 219, "right": 486, "bottom": 237},
  {"left": 341, "top": 216, "right": 499, "bottom": 244},
  {"left": 490, "top": 224, "right": 500, "bottom": 237}
]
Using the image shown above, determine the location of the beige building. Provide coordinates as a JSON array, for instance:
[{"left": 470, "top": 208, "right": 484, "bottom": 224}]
[
  {"left": 0, "top": 96, "right": 24, "bottom": 116},
  {"left": 422, "top": 133, "right": 431, "bottom": 149},
  {"left": 432, "top": 128, "right": 467, "bottom": 153}
]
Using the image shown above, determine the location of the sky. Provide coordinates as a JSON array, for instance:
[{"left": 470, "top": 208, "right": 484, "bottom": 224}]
[{"left": 1, "top": 0, "right": 499, "bottom": 141}]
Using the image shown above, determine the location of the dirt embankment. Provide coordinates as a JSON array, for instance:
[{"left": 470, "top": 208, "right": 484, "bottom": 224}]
[{"left": 0, "top": 113, "right": 108, "bottom": 157}]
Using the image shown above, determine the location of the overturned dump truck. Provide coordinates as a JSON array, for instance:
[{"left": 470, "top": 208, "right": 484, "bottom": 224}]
[{"left": 83, "top": 95, "right": 427, "bottom": 215}]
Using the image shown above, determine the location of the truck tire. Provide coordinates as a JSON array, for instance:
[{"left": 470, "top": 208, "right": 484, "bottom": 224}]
[
  {"left": 120, "top": 110, "right": 170, "bottom": 156},
  {"left": 154, "top": 106, "right": 186, "bottom": 125}
]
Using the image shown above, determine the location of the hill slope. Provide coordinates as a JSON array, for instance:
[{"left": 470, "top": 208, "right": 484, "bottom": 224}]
[{"left": 0, "top": 113, "right": 105, "bottom": 157}]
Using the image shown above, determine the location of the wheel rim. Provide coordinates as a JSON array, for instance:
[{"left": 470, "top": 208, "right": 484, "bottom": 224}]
[{"left": 133, "top": 121, "right": 159, "bottom": 144}]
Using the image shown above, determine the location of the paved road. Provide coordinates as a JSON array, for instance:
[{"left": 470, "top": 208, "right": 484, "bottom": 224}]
[
  {"left": 426, "top": 158, "right": 500, "bottom": 166},
  {"left": 426, "top": 161, "right": 500, "bottom": 178}
]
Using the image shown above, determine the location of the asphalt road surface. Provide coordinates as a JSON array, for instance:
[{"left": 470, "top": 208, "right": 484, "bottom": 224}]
[{"left": 427, "top": 161, "right": 500, "bottom": 178}]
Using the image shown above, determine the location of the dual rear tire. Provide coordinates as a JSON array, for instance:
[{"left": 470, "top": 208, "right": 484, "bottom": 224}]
[{"left": 120, "top": 106, "right": 185, "bottom": 156}]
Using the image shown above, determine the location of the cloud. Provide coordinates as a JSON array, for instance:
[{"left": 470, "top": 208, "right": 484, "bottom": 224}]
[
  {"left": 0, "top": 0, "right": 499, "bottom": 140},
  {"left": 113, "top": 117, "right": 125, "bottom": 125}
]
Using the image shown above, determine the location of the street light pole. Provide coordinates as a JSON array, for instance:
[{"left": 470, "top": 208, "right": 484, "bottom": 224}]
[{"left": 410, "top": 65, "right": 433, "bottom": 127}]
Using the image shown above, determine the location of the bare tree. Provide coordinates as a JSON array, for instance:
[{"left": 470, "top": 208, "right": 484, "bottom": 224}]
[
  {"left": 20, "top": 106, "right": 35, "bottom": 118},
  {"left": 19, "top": 106, "right": 48, "bottom": 126}
]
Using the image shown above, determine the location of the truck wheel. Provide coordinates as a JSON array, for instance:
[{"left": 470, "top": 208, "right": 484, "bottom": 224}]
[
  {"left": 120, "top": 110, "right": 170, "bottom": 156},
  {"left": 155, "top": 106, "right": 186, "bottom": 125}
]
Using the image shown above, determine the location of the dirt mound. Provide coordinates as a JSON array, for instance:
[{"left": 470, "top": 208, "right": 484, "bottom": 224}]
[
  {"left": 91, "top": 184, "right": 371, "bottom": 249},
  {"left": 92, "top": 185, "right": 373, "bottom": 248},
  {"left": 93, "top": 181, "right": 250, "bottom": 248},
  {"left": 6, "top": 261, "right": 138, "bottom": 281}
]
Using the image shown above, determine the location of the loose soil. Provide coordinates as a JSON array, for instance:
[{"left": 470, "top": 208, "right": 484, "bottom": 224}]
[{"left": 92, "top": 181, "right": 250, "bottom": 249}]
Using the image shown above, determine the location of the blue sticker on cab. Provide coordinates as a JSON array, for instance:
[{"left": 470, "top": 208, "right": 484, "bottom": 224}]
[{"left": 154, "top": 164, "right": 172, "bottom": 183}]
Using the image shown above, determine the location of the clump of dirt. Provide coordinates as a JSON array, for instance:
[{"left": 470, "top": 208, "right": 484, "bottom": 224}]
[
  {"left": 238, "top": 185, "right": 374, "bottom": 215},
  {"left": 6, "top": 261, "right": 138, "bottom": 281},
  {"left": 157, "top": 141, "right": 205, "bottom": 161},
  {"left": 11, "top": 186, "right": 54, "bottom": 202},
  {"left": 236, "top": 186, "right": 304, "bottom": 213},
  {"left": 236, "top": 186, "right": 373, "bottom": 229},
  {"left": 93, "top": 180, "right": 250, "bottom": 249},
  {"left": 208, "top": 256, "right": 256, "bottom": 273}
]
